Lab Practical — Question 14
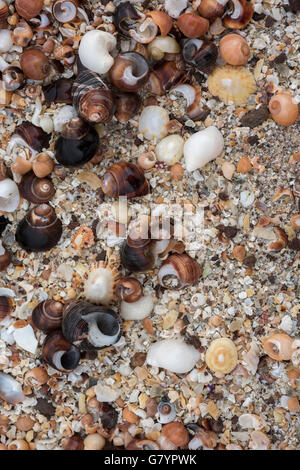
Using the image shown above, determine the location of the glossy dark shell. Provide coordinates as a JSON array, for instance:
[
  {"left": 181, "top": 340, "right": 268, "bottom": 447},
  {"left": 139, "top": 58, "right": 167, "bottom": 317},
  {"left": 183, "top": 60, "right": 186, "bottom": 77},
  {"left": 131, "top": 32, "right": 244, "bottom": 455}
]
[
  {"left": 15, "top": 204, "right": 62, "bottom": 252},
  {"left": 182, "top": 39, "right": 218, "bottom": 74},
  {"left": 149, "top": 61, "right": 185, "bottom": 96},
  {"left": 120, "top": 238, "right": 155, "bottom": 273},
  {"left": 42, "top": 330, "right": 80, "bottom": 372},
  {"left": 14, "top": 121, "right": 50, "bottom": 152},
  {"left": 54, "top": 118, "right": 99, "bottom": 167},
  {"left": 101, "top": 162, "right": 150, "bottom": 199},
  {"left": 72, "top": 70, "right": 115, "bottom": 123},
  {"left": 114, "top": 1, "right": 142, "bottom": 36},
  {"left": 114, "top": 277, "right": 143, "bottom": 303},
  {"left": 43, "top": 78, "right": 73, "bottom": 104},
  {"left": 62, "top": 300, "right": 122, "bottom": 351},
  {"left": 32, "top": 300, "right": 64, "bottom": 333},
  {"left": 0, "top": 296, "right": 14, "bottom": 320},
  {"left": 114, "top": 92, "right": 141, "bottom": 123},
  {"left": 18, "top": 171, "right": 55, "bottom": 204}
]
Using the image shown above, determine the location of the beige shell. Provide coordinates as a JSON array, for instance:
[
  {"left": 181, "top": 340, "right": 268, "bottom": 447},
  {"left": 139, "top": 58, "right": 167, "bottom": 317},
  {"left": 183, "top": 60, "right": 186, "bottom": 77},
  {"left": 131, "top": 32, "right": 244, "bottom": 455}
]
[
  {"left": 207, "top": 65, "right": 256, "bottom": 105},
  {"left": 84, "top": 260, "right": 120, "bottom": 305},
  {"left": 205, "top": 337, "right": 238, "bottom": 374},
  {"left": 262, "top": 333, "right": 293, "bottom": 361}
]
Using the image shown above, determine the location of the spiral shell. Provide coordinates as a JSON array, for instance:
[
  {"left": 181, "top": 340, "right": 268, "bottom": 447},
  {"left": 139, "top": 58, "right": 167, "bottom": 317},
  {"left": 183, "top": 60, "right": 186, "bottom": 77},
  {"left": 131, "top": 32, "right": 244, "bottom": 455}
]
[
  {"left": 182, "top": 39, "right": 218, "bottom": 74},
  {"left": 223, "top": 0, "right": 254, "bottom": 29},
  {"left": 42, "top": 330, "right": 80, "bottom": 372},
  {"left": 32, "top": 300, "right": 64, "bottom": 333},
  {"left": 268, "top": 92, "right": 299, "bottom": 127},
  {"left": 18, "top": 171, "right": 55, "bottom": 204},
  {"left": 149, "top": 61, "right": 185, "bottom": 96},
  {"left": 52, "top": 0, "right": 78, "bottom": 23},
  {"left": 72, "top": 71, "right": 115, "bottom": 123},
  {"left": 158, "top": 253, "right": 202, "bottom": 289},
  {"left": 262, "top": 333, "right": 294, "bottom": 361},
  {"left": 114, "top": 92, "right": 141, "bottom": 123},
  {"left": 109, "top": 52, "right": 150, "bottom": 92},
  {"left": 101, "top": 162, "right": 150, "bottom": 199}
]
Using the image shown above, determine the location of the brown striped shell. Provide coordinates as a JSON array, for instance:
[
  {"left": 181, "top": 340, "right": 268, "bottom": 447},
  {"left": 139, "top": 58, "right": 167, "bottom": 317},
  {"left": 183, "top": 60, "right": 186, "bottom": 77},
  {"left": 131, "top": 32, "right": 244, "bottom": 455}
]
[
  {"left": 32, "top": 300, "right": 64, "bottom": 333},
  {"left": 101, "top": 162, "right": 150, "bottom": 199},
  {"left": 18, "top": 171, "right": 55, "bottom": 204},
  {"left": 158, "top": 253, "right": 202, "bottom": 289}
]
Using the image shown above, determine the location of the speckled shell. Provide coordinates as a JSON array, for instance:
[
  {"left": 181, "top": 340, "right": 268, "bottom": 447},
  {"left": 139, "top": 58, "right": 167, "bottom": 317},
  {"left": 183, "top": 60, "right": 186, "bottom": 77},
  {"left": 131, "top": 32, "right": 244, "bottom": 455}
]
[
  {"left": 72, "top": 70, "right": 115, "bottom": 123},
  {"left": 101, "top": 162, "right": 150, "bottom": 199}
]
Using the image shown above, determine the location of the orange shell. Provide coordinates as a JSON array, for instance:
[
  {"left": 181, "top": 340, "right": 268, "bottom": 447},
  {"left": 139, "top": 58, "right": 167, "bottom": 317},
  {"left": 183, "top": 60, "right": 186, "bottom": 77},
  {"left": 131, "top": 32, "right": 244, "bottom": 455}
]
[
  {"left": 71, "top": 225, "right": 95, "bottom": 251},
  {"left": 268, "top": 93, "right": 299, "bottom": 127},
  {"left": 147, "top": 11, "right": 173, "bottom": 37},
  {"left": 262, "top": 333, "right": 293, "bottom": 361},
  {"left": 219, "top": 34, "right": 250, "bottom": 66},
  {"left": 205, "top": 337, "right": 238, "bottom": 374},
  {"left": 177, "top": 13, "right": 209, "bottom": 38},
  {"left": 207, "top": 65, "right": 256, "bottom": 105}
]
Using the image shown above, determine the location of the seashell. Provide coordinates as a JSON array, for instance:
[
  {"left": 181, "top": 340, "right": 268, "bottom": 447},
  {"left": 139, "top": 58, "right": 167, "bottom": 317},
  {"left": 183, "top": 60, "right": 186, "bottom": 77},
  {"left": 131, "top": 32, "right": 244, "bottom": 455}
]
[
  {"left": 62, "top": 300, "right": 122, "bottom": 351},
  {"left": 0, "top": 30, "right": 13, "bottom": 53},
  {"left": 52, "top": 0, "right": 78, "bottom": 23},
  {"left": 249, "top": 431, "right": 270, "bottom": 450},
  {"left": 182, "top": 39, "right": 218, "bottom": 74},
  {"left": 114, "top": 92, "right": 141, "bottom": 123},
  {"left": 290, "top": 214, "right": 300, "bottom": 231},
  {"left": 84, "top": 261, "right": 120, "bottom": 306},
  {"left": 78, "top": 30, "right": 116, "bottom": 75},
  {"left": 155, "top": 134, "right": 184, "bottom": 166},
  {"left": 219, "top": 33, "right": 250, "bottom": 66},
  {"left": 0, "top": 295, "right": 14, "bottom": 320},
  {"left": 16, "top": 204, "right": 62, "bottom": 252},
  {"left": 2, "top": 67, "right": 24, "bottom": 92},
  {"left": 146, "top": 339, "right": 200, "bottom": 373},
  {"left": 238, "top": 414, "right": 266, "bottom": 430},
  {"left": 171, "top": 84, "right": 203, "bottom": 120},
  {"left": 0, "top": 241, "right": 11, "bottom": 271},
  {"left": 63, "top": 436, "right": 84, "bottom": 451},
  {"left": 71, "top": 225, "right": 94, "bottom": 251},
  {"left": 109, "top": 52, "right": 150, "bottom": 92},
  {"left": 158, "top": 401, "right": 176, "bottom": 424},
  {"left": 52, "top": 105, "right": 77, "bottom": 133},
  {"left": 127, "top": 440, "right": 160, "bottom": 451},
  {"left": 120, "top": 295, "right": 153, "bottom": 321},
  {"left": 207, "top": 65, "right": 256, "bottom": 105},
  {"left": 148, "top": 36, "right": 180, "bottom": 60},
  {"left": 147, "top": 11, "right": 173, "bottom": 37},
  {"left": 161, "top": 422, "right": 189, "bottom": 447},
  {"left": 72, "top": 70, "right": 115, "bottom": 123},
  {"left": 198, "top": 0, "right": 229, "bottom": 19},
  {"left": 0, "top": 179, "right": 20, "bottom": 213},
  {"left": 138, "top": 105, "right": 170, "bottom": 141},
  {"left": 11, "top": 20, "right": 33, "bottom": 48},
  {"left": 262, "top": 333, "right": 293, "bottom": 361},
  {"left": 14, "top": 121, "right": 50, "bottom": 153},
  {"left": 188, "top": 428, "right": 217, "bottom": 450},
  {"left": 158, "top": 253, "right": 202, "bottom": 289},
  {"left": 184, "top": 126, "right": 224, "bottom": 172},
  {"left": 0, "top": 372, "right": 25, "bottom": 404},
  {"left": 268, "top": 92, "right": 299, "bottom": 127},
  {"left": 114, "top": 277, "right": 143, "bottom": 303},
  {"left": 13, "top": 324, "right": 38, "bottom": 354},
  {"left": 42, "top": 330, "right": 81, "bottom": 372},
  {"left": 84, "top": 434, "right": 106, "bottom": 451},
  {"left": 0, "top": 0, "right": 8, "bottom": 23},
  {"left": 32, "top": 300, "right": 64, "bottom": 333},
  {"left": 101, "top": 162, "right": 150, "bottom": 199},
  {"left": 177, "top": 13, "right": 209, "bottom": 38},
  {"left": 114, "top": 1, "right": 143, "bottom": 37},
  {"left": 268, "top": 226, "right": 288, "bottom": 251},
  {"left": 120, "top": 237, "right": 155, "bottom": 273},
  {"left": 149, "top": 61, "right": 185, "bottom": 96},
  {"left": 138, "top": 151, "right": 157, "bottom": 170},
  {"left": 53, "top": 44, "right": 76, "bottom": 67},
  {"left": 205, "top": 337, "right": 238, "bottom": 374},
  {"left": 129, "top": 17, "right": 158, "bottom": 44},
  {"left": 24, "top": 367, "right": 49, "bottom": 387},
  {"left": 32, "top": 153, "right": 54, "bottom": 178},
  {"left": 20, "top": 48, "right": 51, "bottom": 80},
  {"left": 15, "top": 0, "right": 44, "bottom": 19},
  {"left": 223, "top": 0, "right": 254, "bottom": 29},
  {"left": 165, "top": 0, "right": 188, "bottom": 19},
  {"left": 54, "top": 117, "right": 99, "bottom": 167},
  {"left": 18, "top": 171, "right": 55, "bottom": 204},
  {"left": 43, "top": 78, "right": 73, "bottom": 104}
]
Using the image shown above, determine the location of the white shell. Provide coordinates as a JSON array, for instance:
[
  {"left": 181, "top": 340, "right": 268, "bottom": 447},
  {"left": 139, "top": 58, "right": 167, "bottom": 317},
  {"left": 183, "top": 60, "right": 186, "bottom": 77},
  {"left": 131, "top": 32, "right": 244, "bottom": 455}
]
[
  {"left": 0, "top": 372, "right": 25, "bottom": 404},
  {"left": 0, "top": 178, "right": 20, "bottom": 212},
  {"left": 139, "top": 106, "right": 169, "bottom": 141},
  {"left": 13, "top": 324, "right": 38, "bottom": 354},
  {"left": 84, "top": 266, "right": 115, "bottom": 305},
  {"left": 155, "top": 135, "right": 184, "bottom": 165},
  {"left": 0, "top": 30, "right": 13, "bottom": 53},
  {"left": 53, "top": 105, "right": 77, "bottom": 132},
  {"left": 146, "top": 339, "right": 200, "bottom": 373},
  {"left": 164, "top": 0, "right": 188, "bottom": 18},
  {"left": 95, "top": 383, "right": 120, "bottom": 403},
  {"left": 120, "top": 295, "right": 154, "bottom": 321},
  {"left": 184, "top": 126, "right": 224, "bottom": 172},
  {"left": 79, "top": 30, "right": 116, "bottom": 75}
]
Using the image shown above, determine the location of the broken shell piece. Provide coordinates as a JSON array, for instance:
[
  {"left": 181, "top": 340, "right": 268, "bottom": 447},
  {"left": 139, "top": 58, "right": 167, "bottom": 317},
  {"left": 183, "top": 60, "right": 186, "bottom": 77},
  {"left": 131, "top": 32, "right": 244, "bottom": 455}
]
[
  {"left": 120, "top": 295, "right": 153, "bottom": 321},
  {"left": 268, "top": 227, "right": 288, "bottom": 251},
  {"left": 165, "top": 0, "right": 187, "bottom": 19},
  {"left": 242, "top": 341, "right": 259, "bottom": 374},
  {"left": 184, "top": 126, "right": 224, "bottom": 172},
  {"left": 171, "top": 84, "right": 203, "bottom": 120},
  {"left": 0, "top": 372, "right": 25, "bottom": 404},
  {"left": 158, "top": 253, "right": 202, "bottom": 289},
  {"left": 262, "top": 333, "right": 293, "bottom": 361},
  {"left": 290, "top": 214, "right": 300, "bottom": 231},
  {"left": 238, "top": 414, "right": 266, "bottom": 430},
  {"left": 206, "top": 337, "right": 238, "bottom": 374},
  {"left": 146, "top": 339, "right": 200, "bottom": 373},
  {"left": 207, "top": 65, "right": 256, "bottom": 105},
  {"left": 138, "top": 106, "right": 169, "bottom": 141},
  {"left": 155, "top": 134, "right": 184, "bottom": 166},
  {"left": 0, "top": 179, "right": 20, "bottom": 213},
  {"left": 249, "top": 431, "right": 270, "bottom": 450},
  {"left": 84, "top": 261, "right": 120, "bottom": 305},
  {"left": 13, "top": 324, "right": 38, "bottom": 354},
  {"left": 71, "top": 225, "right": 94, "bottom": 251}
]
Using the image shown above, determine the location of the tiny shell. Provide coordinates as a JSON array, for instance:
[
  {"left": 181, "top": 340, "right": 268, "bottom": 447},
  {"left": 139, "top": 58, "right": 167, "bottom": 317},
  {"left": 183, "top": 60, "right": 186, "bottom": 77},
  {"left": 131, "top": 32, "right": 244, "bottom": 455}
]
[
  {"left": 262, "top": 333, "right": 293, "bottom": 361},
  {"left": 207, "top": 65, "right": 256, "bottom": 105},
  {"left": 205, "top": 337, "right": 238, "bottom": 374},
  {"left": 138, "top": 106, "right": 169, "bottom": 141},
  {"left": 155, "top": 135, "right": 184, "bottom": 165},
  {"left": 0, "top": 179, "right": 20, "bottom": 213},
  {"left": 146, "top": 339, "right": 200, "bottom": 373},
  {"left": 184, "top": 126, "right": 224, "bottom": 172},
  {"left": 120, "top": 295, "right": 153, "bottom": 321}
]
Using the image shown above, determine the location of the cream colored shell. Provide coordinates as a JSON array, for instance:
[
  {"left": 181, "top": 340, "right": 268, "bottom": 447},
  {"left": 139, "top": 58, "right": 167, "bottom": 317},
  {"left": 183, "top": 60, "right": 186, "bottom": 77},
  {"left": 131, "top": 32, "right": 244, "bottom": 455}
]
[{"left": 205, "top": 337, "right": 238, "bottom": 374}]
